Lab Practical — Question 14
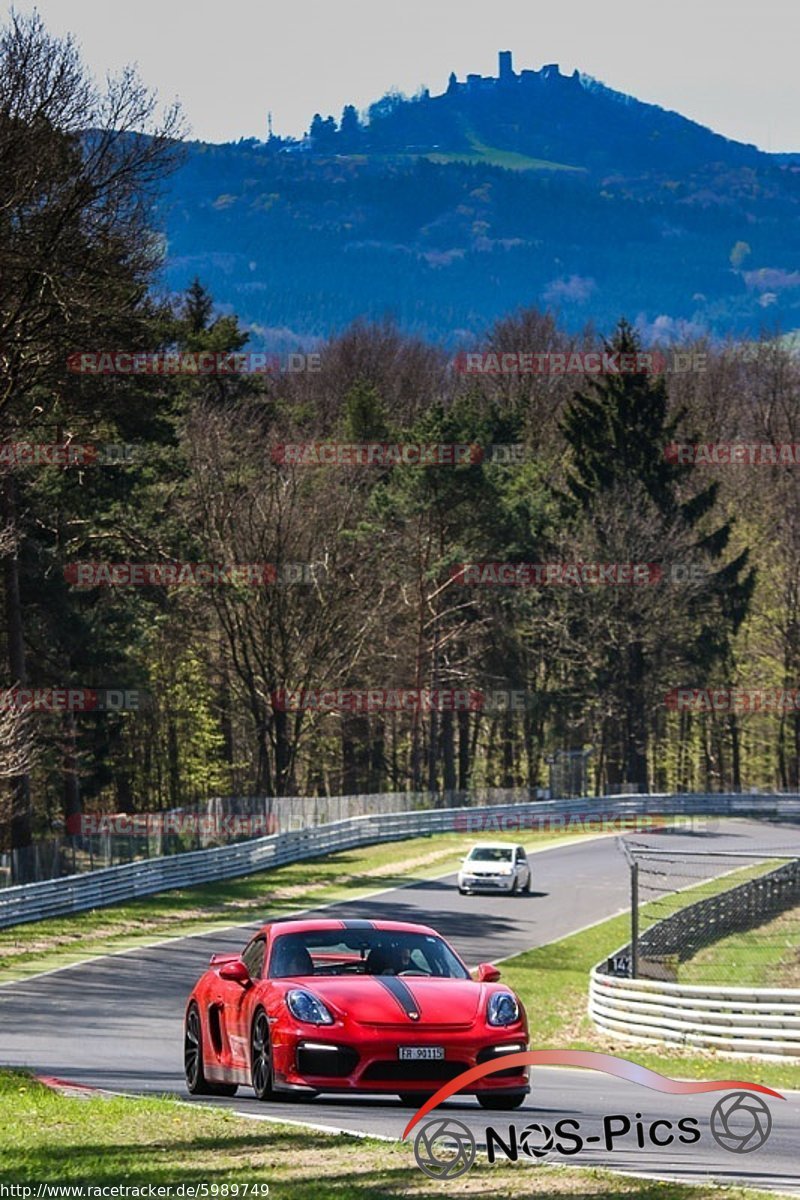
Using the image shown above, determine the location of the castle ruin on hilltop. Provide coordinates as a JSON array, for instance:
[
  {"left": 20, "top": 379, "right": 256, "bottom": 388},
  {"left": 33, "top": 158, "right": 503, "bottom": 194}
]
[{"left": 446, "top": 50, "right": 580, "bottom": 95}]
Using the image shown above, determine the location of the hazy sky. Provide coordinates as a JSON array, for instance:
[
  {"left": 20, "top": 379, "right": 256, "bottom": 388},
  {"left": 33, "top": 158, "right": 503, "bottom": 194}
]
[{"left": 16, "top": 0, "right": 800, "bottom": 151}]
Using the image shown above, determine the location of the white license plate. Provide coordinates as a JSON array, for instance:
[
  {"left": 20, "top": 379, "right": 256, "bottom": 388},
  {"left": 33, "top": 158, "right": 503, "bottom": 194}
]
[{"left": 398, "top": 1046, "right": 445, "bottom": 1061}]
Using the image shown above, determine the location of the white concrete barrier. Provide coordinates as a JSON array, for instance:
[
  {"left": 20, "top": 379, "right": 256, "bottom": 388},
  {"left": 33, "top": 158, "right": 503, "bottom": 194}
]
[{"left": 590, "top": 963, "right": 800, "bottom": 1057}]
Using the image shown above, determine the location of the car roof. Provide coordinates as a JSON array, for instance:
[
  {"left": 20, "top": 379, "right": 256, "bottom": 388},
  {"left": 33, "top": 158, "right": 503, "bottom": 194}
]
[{"left": 259, "top": 917, "right": 440, "bottom": 938}]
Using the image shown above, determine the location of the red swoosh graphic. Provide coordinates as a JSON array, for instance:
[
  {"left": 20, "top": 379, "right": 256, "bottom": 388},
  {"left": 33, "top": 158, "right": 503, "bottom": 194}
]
[{"left": 402, "top": 1049, "right": 785, "bottom": 1139}]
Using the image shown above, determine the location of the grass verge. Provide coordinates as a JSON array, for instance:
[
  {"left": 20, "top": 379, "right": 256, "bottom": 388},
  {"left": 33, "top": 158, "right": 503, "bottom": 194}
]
[
  {"left": 0, "top": 1070, "right": 776, "bottom": 1198},
  {"left": 499, "top": 860, "right": 800, "bottom": 1091},
  {"left": 679, "top": 901, "right": 800, "bottom": 987},
  {"left": 426, "top": 130, "right": 586, "bottom": 172},
  {"left": 0, "top": 828, "right": 595, "bottom": 983}
]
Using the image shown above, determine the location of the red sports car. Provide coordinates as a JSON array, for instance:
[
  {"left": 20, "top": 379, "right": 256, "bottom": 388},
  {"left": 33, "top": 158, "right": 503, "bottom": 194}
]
[{"left": 184, "top": 917, "right": 529, "bottom": 1109}]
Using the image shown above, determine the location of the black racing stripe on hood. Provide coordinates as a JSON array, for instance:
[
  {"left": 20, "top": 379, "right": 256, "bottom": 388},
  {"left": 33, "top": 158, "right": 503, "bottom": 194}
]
[
  {"left": 377, "top": 976, "right": 421, "bottom": 1020},
  {"left": 340, "top": 919, "right": 374, "bottom": 929}
]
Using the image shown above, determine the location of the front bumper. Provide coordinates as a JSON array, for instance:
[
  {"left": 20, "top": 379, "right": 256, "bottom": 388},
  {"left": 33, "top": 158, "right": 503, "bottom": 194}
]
[
  {"left": 459, "top": 873, "right": 517, "bottom": 892},
  {"left": 271, "top": 1027, "right": 529, "bottom": 1094}
]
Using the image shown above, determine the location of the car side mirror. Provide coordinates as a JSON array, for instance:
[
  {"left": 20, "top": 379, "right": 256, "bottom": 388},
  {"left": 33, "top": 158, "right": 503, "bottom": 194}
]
[
  {"left": 476, "top": 962, "right": 501, "bottom": 983},
  {"left": 219, "top": 959, "right": 251, "bottom": 985}
]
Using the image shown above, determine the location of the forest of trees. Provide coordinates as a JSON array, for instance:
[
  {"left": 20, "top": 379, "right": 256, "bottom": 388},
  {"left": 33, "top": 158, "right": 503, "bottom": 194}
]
[{"left": 2, "top": 14, "right": 800, "bottom": 866}]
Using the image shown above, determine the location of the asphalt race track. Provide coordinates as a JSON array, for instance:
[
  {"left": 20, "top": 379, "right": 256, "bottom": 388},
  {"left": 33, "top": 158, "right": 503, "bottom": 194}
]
[{"left": 2, "top": 819, "right": 800, "bottom": 1192}]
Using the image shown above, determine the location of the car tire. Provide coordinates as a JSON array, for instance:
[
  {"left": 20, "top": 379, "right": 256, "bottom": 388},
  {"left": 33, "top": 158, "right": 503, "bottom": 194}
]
[
  {"left": 477, "top": 1091, "right": 527, "bottom": 1110},
  {"left": 399, "top": 1092, "right": 432, "bottom": 1107},
  {"left": 510, "top": 876, "right": 519, "bottom": 894},
  {"left": 458, "top": 886, "right": 468, "bottom": 895},
  {"left": 522, "top": 873, "right": 531, "bottom": 894},
  {"left": 251, "top": 1009, "right": 276, "bottom": 1101},
  {"left": 184, "top": 1003, "right": 238, "bottom": 1097}
]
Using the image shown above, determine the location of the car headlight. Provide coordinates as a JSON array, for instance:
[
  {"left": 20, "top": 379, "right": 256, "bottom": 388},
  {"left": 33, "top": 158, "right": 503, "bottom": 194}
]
[
  {"left": 487, "top": 992, "right": 520, "bottom": 1026},
  {"left": 286, "top": 989, "right": 334, "bottom": 1025}
]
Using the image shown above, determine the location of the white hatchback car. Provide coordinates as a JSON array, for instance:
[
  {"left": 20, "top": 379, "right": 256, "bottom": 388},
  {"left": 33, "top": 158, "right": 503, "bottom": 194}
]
[{"left": 458, "top": 842, "right": 531, "bottom": 895}]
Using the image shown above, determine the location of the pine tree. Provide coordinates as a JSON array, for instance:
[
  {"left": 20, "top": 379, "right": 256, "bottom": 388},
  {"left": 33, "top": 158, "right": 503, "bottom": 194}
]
[
  {"left": 339, "top": 105, "right": 361, "bottom": 149},
  {"left": 559, "top": 320, "right": 754, "bottom": 791},
  {"left": 308, "top": 114, "right": 337, "bottom": 150},
  {"left": 182, "top": 278, "right": 214, "bottom": 334}
]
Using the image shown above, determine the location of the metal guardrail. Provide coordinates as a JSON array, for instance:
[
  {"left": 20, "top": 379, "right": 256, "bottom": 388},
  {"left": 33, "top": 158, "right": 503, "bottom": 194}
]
[
  {"left": 589, "top": 848, "right": 800, "bottom": 1058},
  {"left": 0, "top": 791, "right": 798, "bottom": 930},
  {"left": 589, "top": 970, "right": 800, "bottom": 1057},
  {"left": 0, "top": 787, "right": 550, "bottom": 886}
]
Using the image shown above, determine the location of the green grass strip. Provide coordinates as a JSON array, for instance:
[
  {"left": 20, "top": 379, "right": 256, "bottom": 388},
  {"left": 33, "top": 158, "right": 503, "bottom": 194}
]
[{"left": 0, "top": 1070, "right": 776, "bottom": 1197}]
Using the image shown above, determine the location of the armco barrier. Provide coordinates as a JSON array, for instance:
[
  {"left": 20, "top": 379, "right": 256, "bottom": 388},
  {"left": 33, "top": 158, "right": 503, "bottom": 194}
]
[
  {"left": 1, "top": 787, "right": 553, "bottom": 886},
  {"left": 0, "top": 791, "right": 798, "bottom": 930},
  {"left": 589, "top": 970, "right": 800, "bottom": 1057},
  {"left": 589, "top": 843, "right": 800, "bottom": 1058}
]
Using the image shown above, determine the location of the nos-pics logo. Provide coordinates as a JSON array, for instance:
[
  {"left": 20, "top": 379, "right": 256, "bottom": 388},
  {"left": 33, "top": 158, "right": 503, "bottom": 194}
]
[{"left": 403, "top": 1051, "right": 781, "bottom": 1181}]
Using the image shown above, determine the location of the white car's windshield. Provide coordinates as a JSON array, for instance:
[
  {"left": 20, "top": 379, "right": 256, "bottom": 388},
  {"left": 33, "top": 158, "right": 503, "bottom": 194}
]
[{"left": 468, "top": 847, "right": 514, "bottom": 862}]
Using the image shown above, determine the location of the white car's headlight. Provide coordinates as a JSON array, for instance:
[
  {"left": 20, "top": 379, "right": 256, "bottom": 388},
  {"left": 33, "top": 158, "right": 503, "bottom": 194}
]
[
  {"left": 287, "top": 989, "right": 334, "bottom": 1025},
  {"left": 487, "top": 992, "right": 520, "bottom": 1026}
]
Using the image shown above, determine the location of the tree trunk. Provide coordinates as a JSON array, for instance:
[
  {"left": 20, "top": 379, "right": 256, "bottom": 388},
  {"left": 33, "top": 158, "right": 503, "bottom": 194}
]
[
  {"left": 274, "top": 706, "right": 291, "bottom": 795},
  {"left": 603, "top": 716, "right": 622, "bottom": 791},
  {"left": 219, "top": 652, "right": 235, "bottom": 768},
  {"left": 728, "top": 713, "right": 742, "bottom": 792},
  {"left": 501, "top": 712, "right": 515, "bottom": 788},
  {"left": 624, "top": 640, "right": 649, "bottom": 792},
  {"left": 457, "top": 709, "right": 470, "bottom": 791},
  {"left": 255, "top": 713, "right": 273, "bottom": 795},
  {"left": 63, "top": 711, "right": 82, "bottom": 827},
  {"left": 426, "top": 708, "right": 439, "bottom": 793},
  {"left": 441, "top": 708, "right": 456, "bottom": 794},
  {"left": 677, "top": 709, "right": 692, "bottom": 793},
  {"left": 3, "top": 475, "right": 32, "bottom": 855},
  {"left": 369, "top": 717, "right": 385, "bottom": 793},
  {"left": 115, "top": 770, "right": 134, "bottom": 814},
  {"left": 524, "top": 710, "right": 537, "bottom": 794},
  {"left": 410, "top": 712, "right": 423, "bottom": 792},
  {"left": 167, "top": 716, "right": 180, "bottom": 807}
]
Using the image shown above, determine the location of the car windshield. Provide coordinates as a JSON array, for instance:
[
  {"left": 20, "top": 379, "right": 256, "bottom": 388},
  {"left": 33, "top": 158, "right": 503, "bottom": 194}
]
[
  {"left": 268, "top": 929, "right": 470, "bottom": 979},
  {"left": 468, "top": 847, "right": 514, "bottom": 862}
]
